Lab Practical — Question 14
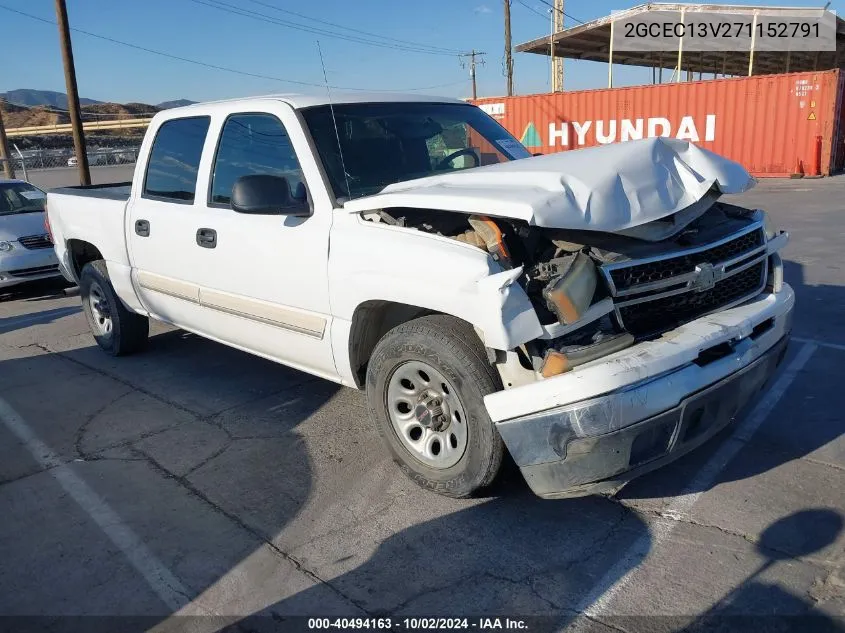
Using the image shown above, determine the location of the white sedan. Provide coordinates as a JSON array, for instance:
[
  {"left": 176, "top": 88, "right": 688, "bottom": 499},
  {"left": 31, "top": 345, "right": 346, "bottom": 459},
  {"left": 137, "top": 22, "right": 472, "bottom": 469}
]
[{"left": 0, "top": 179, "right": 62, "bottom": 289}]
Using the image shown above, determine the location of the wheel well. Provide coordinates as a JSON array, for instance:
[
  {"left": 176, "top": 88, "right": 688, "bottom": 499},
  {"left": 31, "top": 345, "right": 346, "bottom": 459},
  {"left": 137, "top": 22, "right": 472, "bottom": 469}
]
[
  {"left": 348, "top": 301, "right": 435, "bottom": 388},
  {"left": 67, "top": 240, "right": 104, "bottom": 280}
]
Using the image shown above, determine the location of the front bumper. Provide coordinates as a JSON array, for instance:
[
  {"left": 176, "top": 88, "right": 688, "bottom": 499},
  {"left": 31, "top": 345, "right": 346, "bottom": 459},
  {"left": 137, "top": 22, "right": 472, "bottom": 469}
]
[
  {"left": 488, "top": 285, "right": 795, "bottom": 499},
  {"left": 0, "top": 247, "right": 61, "bottom": 288}
]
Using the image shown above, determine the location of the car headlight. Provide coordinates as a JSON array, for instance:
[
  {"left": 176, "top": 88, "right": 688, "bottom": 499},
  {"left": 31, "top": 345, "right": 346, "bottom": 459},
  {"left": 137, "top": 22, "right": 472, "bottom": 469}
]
[
  {"left": 763, "top": 211, "right": 778, "bottom": 240},
  {"left": 0, "top": 241, "right": 14, "bottom": 252},
  {"left": 541, "top": 252, "right": 598, "bottom": 325}
]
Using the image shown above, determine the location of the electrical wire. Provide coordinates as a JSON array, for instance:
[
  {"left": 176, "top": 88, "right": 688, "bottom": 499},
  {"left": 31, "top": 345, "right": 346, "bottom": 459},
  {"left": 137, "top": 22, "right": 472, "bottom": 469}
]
[
  {"left": 0, "top": 4, "right": 469, "bottom": 93},
  {"left": 244, "top": 0, "right": 463, "bottom": 55},
  {"left": 514, "top": 0, "right": 549, "bottom": 21},
  {"left": 186, "top": 0, "right": 467, "bottom": 57},
  {"left": 532, "top": 0, "right": 586, "bottom": 24}
]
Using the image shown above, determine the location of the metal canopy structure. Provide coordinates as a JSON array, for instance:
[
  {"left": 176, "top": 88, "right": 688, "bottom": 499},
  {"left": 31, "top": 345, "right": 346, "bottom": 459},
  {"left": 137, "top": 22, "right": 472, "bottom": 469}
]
[{"left": 516, "top": 3, "right": 845, "bottom": 82}]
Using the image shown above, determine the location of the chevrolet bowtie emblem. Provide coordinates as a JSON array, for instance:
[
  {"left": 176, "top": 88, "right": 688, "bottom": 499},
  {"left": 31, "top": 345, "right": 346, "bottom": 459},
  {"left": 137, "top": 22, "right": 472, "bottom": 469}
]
[{"left": 691, "top": 263, "right": 722, "bottom": 292}]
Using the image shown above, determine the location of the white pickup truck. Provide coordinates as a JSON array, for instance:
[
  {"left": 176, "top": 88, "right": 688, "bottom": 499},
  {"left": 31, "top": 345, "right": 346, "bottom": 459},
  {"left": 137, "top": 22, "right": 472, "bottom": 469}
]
[{"left": 46, "top": 93, "right": 793, "bottom": 499}]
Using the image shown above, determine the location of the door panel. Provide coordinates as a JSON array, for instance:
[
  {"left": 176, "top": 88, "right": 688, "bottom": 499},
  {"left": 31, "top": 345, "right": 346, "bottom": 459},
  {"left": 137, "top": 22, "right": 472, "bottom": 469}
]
[
  {"left": 127, "top": 116, "right": 211, "bottom": 329},
  {"left": 189, "top": 109, "right": 336, "bottom": 376},
  {"left": 128, "top": 105, "right": 337, "bottom": 379}
]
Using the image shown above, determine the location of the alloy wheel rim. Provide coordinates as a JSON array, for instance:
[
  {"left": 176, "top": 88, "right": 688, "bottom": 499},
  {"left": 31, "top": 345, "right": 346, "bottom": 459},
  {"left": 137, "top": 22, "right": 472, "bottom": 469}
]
[
  {"left": 386, "top": 360, "right": 468, "bottom": 469},
  {"left": 88, "top": 281, "right": 113, "bottom": 336}
]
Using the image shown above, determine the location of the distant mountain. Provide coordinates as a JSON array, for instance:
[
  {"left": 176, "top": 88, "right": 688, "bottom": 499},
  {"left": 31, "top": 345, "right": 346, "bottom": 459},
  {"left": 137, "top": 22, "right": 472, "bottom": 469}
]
[
  {"left": 156, "top": 99, "right": 196, "bottom": 109},
  {"left": 1, "top": 89, "right": 101, "bottom": 108}
]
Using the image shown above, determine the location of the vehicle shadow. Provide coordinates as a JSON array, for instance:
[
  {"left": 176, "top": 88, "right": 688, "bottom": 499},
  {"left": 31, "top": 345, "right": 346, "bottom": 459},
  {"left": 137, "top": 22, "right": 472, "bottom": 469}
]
[
  {"left": 0, "top": 305, "right": 80, "bottom": 335},
  {"left": 0, "top": 277, "right": 73, "bottom": 304},
  {"left": 203, "top": 484, "right": 648, "bottom": 630},
  {"left": 684, "top": 508, "right": 845, "bottom": 632},
  {"left": 619, "top": 258, "right": 844, "bottom": 500},
  {"left": 0, "top": 325, "right": 650, "bottom": 631}
]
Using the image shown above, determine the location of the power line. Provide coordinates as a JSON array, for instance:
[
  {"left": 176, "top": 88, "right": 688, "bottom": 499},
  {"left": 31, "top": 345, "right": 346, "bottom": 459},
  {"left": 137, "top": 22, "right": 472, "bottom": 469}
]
[
  {"left": 244, "top": 0, "right": 462, "bottom": 55},
  {"left": 533, "top": 0, "right": 585, "bottom": 24},
  {"left": 514, "top": 0, "right": 548, "bottom": 20},
  {"left": 0, "top": 4, "right": 468, "bottom": 93},
  {"left": 187, "top": 0, "right": 467, "bottom": 57}
]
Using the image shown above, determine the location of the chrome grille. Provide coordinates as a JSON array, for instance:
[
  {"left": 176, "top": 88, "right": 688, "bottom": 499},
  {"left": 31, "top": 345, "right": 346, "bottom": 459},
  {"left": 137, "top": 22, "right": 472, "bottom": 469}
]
[
  {"left": 608, "top": 228, "right": 764, "bottom": 292},
  {"left": 602, "top": 223, "right": 768, "bottom": 337},
  {"left": 617, "top": 262, "right": 767, "bottom": 336},
  {"left": 18, "top": 234, "right": 53, "bottom": 250}
]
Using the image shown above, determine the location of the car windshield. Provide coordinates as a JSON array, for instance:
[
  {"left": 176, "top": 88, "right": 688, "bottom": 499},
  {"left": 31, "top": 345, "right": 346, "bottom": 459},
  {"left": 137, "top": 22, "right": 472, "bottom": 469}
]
[
  {"left": 300, "top": 102, "right": 531, "bottom": 201},
  {"left": 0, "top": 182, "right": 47, "bottom": 216}
]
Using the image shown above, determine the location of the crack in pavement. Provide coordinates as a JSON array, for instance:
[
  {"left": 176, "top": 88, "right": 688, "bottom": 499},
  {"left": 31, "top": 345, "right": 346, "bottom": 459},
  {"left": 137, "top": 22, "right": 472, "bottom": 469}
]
[
  {"left": 73, "top": 388, "right": 135, "bottom": 459},
  {"left": 611, "top": 499, "right": 838, "bottom": 572},
  {"left": 129, "top": 447, "right": 371, "bottom": 616},
  {"left": 0, "top": 454, "right": 149, "bottom": 488}
]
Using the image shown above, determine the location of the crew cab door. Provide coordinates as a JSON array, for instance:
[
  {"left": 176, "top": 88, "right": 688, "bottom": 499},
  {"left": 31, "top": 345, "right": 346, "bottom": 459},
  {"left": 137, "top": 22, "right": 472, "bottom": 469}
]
[{"left": 127, "top": 103, "right": 337, "bottom": 380}]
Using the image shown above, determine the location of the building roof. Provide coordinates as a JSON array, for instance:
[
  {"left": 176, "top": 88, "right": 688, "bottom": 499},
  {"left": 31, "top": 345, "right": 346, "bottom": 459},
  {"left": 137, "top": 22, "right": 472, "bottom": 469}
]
[{"left": 516, "top": 3, "right": 845, "bottom": 77}]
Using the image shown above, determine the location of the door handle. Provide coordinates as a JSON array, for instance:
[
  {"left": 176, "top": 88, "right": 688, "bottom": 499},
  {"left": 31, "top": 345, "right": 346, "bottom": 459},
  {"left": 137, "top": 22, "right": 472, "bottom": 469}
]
[
  {"left": 196, "top": 228, "right": 217, "bottom": 249},
  {"left": 135, "top": 219, "right": 150, "bottom": 237}
]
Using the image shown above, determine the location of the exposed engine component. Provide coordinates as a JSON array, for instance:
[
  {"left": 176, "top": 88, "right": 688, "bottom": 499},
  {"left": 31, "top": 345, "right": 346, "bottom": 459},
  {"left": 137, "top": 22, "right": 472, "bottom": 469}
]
[
  {"left": 538, "top": 252, "right": 598, "bottom": 326},
  {"left": 467, "top": 216, "right": 512, "bottom": 269}
]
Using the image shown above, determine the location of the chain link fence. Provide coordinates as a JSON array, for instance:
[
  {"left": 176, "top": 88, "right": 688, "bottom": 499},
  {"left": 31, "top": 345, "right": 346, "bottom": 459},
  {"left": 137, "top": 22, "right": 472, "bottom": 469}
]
[{"left": 1, "top": 146, "right": 141, "bottom": 175}]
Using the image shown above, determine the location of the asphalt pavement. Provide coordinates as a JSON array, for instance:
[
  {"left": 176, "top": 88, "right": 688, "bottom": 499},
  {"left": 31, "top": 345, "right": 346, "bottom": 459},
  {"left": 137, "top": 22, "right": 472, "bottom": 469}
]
[{"left": 1, "top": 177, "right": 844, "bottom": 632}]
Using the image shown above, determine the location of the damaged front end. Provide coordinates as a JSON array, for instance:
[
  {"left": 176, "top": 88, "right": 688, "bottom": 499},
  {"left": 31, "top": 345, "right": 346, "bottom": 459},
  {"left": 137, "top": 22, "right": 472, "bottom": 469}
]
[
  {"left": 366, "top": 190, "right": 785, "bottom": 387},
  {"left": 350, "top": 137, "right": 793, "bottom": 497},
  {"left": 360, "top": 191, "right": 793, "bottom": 498}
]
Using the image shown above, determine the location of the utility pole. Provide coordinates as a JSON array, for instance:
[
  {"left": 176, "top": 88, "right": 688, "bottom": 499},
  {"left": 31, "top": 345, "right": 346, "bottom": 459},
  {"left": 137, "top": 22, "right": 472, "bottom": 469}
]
[
  {"left": 460, "top": 50, "right": 486, "bottom": 100},
  {"left": 552, "top": 0, "right": 564, "bottom": 91},
  {"left": 0, "top": 101, "right": 15, "bottom": 179},
  {"left": 504, "top": 0, "right": 514, "bottom": 96},
  {"left": 54, "top": 0, "right": 90, "bottom": 186}
]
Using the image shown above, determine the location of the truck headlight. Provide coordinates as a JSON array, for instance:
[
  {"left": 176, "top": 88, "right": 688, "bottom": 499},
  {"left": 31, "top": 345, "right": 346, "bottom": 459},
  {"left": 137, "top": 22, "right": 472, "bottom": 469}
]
[
  {"left": 0, "top": 241, "right": 14, "bottom": 252},
  {"left": 542, "top": 252, "right": 598, "bottom": 325},
  {"left": 763, "top": 212, "right": 778, "bottom": 240}
]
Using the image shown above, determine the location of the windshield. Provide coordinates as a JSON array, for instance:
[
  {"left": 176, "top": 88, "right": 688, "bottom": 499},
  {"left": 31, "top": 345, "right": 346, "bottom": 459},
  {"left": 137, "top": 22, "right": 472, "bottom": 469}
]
[
  {"left": 300, "top": 102, "right": 531, "bottom": 201},
  {"left": 0, "top": 182, "right": 47, "bottom": 216}
]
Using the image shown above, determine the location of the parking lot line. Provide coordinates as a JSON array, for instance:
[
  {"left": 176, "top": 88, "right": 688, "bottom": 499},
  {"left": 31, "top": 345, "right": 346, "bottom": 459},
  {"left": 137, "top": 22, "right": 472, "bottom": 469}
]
[
  {"left": 793, "top": 336, "right": 845, "bottom": 353},
  {"left": 0, "top": 396, "right": 195, "bottom": 613},
  {"left": 578, "top": 341, "right": 818, "bottom": 619}
]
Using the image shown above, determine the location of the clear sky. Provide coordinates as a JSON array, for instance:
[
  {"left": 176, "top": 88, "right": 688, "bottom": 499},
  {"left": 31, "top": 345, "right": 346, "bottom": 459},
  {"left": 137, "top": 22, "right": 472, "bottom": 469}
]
[{"left": 0, "top": 0, "right": 841, "bottom": 105}]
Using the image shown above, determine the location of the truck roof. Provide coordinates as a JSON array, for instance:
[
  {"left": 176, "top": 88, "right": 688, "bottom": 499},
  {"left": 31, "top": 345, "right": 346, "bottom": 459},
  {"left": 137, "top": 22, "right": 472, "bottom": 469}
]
[{"left": 167, "top": 92, "right": 466, "bottom": 113}]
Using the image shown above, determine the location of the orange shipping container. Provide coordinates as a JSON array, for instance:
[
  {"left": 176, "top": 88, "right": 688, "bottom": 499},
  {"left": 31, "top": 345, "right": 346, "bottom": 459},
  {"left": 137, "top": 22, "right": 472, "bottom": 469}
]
[{"left": 472, "top": 70, "right": 843, "bottom": 177}]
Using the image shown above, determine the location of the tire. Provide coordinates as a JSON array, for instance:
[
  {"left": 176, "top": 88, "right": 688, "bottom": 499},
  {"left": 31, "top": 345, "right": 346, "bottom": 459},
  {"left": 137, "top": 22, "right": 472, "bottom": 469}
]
[
  {"left": 79, "top": 260, "right": 149, "bottom": 356},
  {"left": 366, "top": 314, "right": 504, "bottom": 498}
]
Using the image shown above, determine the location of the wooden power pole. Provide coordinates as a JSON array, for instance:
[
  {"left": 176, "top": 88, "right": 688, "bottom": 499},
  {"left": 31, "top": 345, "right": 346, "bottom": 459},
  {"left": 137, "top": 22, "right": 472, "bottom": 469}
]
[
  {"left": 0, "top": 102, "right": 15, "bottom": 180},
  {"left": 460, "top": 50, "right": 486, "bottom": 100},
  {"left": 504, "top": 0, "right": 514, "bottom": 96},
  {"left": 54, "top": 0, "right": 91, "bottom": 186},
  {"left": 552, "top": 0, "right": 564, "bottom": 91}
]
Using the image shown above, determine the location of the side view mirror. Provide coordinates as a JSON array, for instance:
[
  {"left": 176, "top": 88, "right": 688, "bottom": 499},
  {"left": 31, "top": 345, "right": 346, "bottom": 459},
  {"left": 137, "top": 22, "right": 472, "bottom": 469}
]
[{"left": 231, "top": 174, "right": 311, "bottom": 217}]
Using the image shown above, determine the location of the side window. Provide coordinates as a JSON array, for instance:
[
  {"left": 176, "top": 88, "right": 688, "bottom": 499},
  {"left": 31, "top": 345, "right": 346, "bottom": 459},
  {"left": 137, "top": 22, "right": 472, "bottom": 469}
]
[
  {"left": 210, "top": 113, "right": 305, "bottom": 205},
  {"left": 143, "top": 116, "right": 210, "bottom": 201}
]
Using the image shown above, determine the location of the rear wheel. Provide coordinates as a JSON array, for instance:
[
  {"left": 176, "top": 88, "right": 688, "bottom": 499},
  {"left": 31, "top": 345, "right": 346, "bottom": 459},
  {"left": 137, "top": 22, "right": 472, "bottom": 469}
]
[
  {"left": 80, "top": 260, "right": 148, "bottom": 356},
  {"left": 366, "top": 315, "right": 504, "bottom": 497}
]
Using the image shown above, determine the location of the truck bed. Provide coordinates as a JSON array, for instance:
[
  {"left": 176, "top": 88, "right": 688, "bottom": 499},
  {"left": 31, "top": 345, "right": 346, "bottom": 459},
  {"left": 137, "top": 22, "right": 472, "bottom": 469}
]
[{"left": 49, "top": 182, "right": 132, "bottom": 201}]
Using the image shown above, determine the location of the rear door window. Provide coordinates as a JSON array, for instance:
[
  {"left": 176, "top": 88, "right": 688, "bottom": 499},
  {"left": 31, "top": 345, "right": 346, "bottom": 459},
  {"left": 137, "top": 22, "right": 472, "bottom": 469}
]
[
  {"left": 209, "top": 113, "right": 305, "bottom": 205},
  {"left": 143, "top": 116, "right": 210, "bottom": 202}
]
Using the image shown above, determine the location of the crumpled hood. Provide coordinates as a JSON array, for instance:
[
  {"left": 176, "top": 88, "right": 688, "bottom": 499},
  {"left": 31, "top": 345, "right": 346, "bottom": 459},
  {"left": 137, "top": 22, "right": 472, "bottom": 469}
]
[
  {"left": 343, "top": 137, "right": 755, "bottom": 232},
  {"left": 0, "top": 211, "right": 48, "bottom": 242}
]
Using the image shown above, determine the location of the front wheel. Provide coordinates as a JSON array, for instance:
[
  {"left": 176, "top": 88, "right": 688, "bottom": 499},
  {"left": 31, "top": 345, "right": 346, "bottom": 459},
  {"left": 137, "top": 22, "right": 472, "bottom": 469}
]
[
  {"left": 80, "top": 260, "right": 149, "bottom": 356},
  {"left": 366, "top": 315, "right": 504, "bottom": 497}
]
